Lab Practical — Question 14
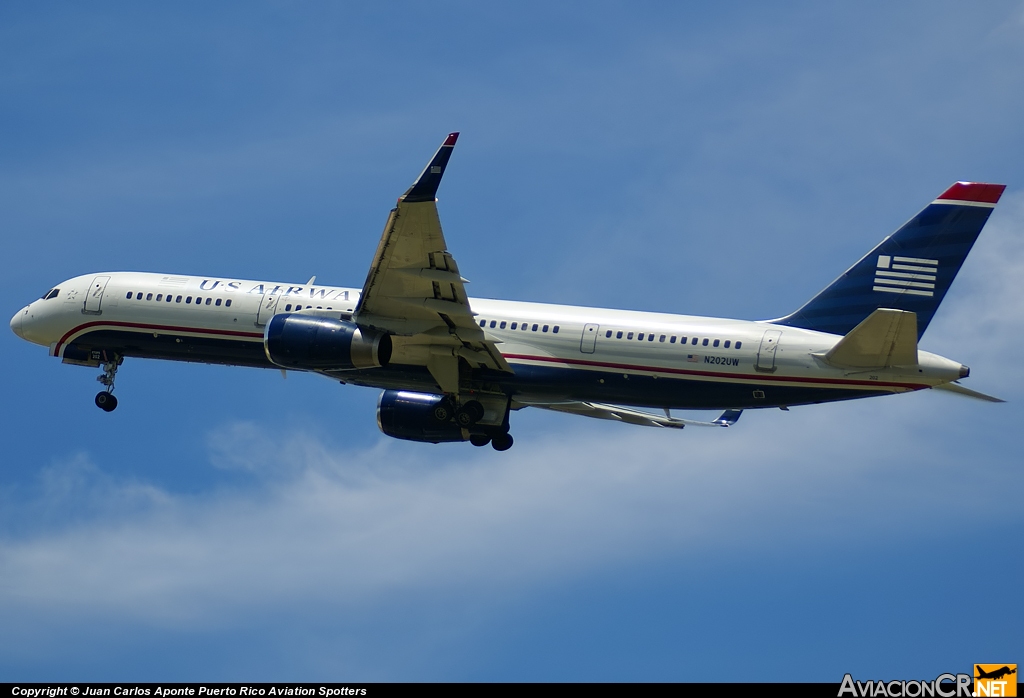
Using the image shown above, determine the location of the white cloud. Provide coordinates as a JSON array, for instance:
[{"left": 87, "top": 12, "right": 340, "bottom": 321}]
[{"left": 0, "top": 391, "right": 1018, "bottom": 637}]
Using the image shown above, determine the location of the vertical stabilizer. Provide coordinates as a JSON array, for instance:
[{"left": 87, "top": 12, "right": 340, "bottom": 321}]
[{"left": 775, "top": 182, "right": 1005, "bottom": 338}]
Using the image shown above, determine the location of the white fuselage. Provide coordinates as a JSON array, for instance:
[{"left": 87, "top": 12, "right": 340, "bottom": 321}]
[{"left": 11, "top": 271, "right": 966, "bottom": 411}]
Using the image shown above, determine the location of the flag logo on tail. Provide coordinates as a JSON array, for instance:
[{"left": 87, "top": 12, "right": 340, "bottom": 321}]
[{"left": 873, "top": 255, "right": 937, "bottom": 298}]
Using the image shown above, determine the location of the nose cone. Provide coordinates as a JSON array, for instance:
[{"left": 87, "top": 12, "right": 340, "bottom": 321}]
[{"left": 10, "top": 308, "right": 25, "bottom": 339}]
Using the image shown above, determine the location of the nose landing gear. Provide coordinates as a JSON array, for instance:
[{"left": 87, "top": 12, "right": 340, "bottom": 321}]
[{"left": 94, "top": 356, "right": 122, "bottom": 412}]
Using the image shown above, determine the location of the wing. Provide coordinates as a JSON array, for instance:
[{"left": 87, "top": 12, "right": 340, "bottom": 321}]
[
  {"left": 353, "top": 133, "right": 512, "bottom": 393},
  {"left": 518, "top": 400, "right": 743, "bottom": 429}
]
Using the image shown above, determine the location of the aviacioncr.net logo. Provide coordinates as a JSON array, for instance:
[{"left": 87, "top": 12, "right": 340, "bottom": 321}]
[{"left": 839, "top": 673, "right": 972, "bottom": 697}]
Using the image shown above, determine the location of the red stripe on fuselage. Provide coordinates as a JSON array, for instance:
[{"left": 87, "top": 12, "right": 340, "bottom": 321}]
[
  {"left": 503, "top": 353, "right": 927, "bottom": 391},
  {"left": 54, "top": 320, "right": 264, "bottom": 354},
  {"left": 57, "top": 322, "right": 928, "bottom": 392}
]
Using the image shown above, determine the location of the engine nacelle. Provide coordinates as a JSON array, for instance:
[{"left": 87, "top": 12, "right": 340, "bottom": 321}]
[
  {"left": 264, "top": 314, "right": 392, "bottom": 370},
  {"left": 377, "top": 390, "right": 468, "bottom": 443}
]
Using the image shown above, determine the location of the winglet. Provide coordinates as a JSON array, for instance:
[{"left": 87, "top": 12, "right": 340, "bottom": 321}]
[
  {"left": 713, "top": 409, "right": 743, "bottom": 426},
  {"left": 401, "top": 132, "right": 460, "bottom": 203}
]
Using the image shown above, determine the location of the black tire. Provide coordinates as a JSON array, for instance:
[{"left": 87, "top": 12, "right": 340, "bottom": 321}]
[
  {"left": 462, "top": 400, "right": 485, "bottom": 423},
  {"left": 432, "top": 400, "right": 452, "bottom": 423},
  {"left": 470, "top": 434, "right": 491, "bottom": 447},
  {"left": 95, "top": 392, "right": 118, "bottom": 412},
  {"left": 491, "top": 433, "right": 514, "bottom": 451}
]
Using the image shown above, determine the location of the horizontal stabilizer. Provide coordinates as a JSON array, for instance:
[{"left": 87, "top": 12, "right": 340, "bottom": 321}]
[
  {"left": 822, "top": 309, "right": 918, "bottom": 369},
  {"left": 932, "top": 382, "right": 1005, "bottom": 403}
]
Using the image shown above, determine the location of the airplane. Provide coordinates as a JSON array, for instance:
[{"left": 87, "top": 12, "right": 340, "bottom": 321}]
[
  {"left": 10, "top": 133, "right": 1006, "bottom": 451},
  {"left": 976, "top": 666, "right": 1016, "bottom": 681}
]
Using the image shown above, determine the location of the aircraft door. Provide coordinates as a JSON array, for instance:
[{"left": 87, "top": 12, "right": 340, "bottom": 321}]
[
  {"left": 83, "top": 275, "right": 110, "bottom": 315},
  {"left": 256, "top": 289, "right": 282, "bottom": 326},
  {"left": 580, "top": 323, "right": 599, "bottom": 353},
  {"left": 755, "top": 330, "right": 782, "bottom": 372}
]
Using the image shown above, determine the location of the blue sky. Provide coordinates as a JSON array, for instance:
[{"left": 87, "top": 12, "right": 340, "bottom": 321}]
[{"left": 1, "top": 1, "right": 1022, "bottom": 681}]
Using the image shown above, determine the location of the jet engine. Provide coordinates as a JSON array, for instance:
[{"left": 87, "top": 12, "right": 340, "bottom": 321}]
[
  {"left": 264, "top": 314, "right": 392, "bottom": 370},
  {"left": 376, "top": 390, "right": 468, "bottom": 443}
]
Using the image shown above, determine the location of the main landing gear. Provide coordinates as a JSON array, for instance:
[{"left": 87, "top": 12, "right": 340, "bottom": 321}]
[
  {"left": 434, "top": 397, "right": 514, "bottom": 451},
  {"left": 94, "top": 356, "right": 122, "bottom": 412}
]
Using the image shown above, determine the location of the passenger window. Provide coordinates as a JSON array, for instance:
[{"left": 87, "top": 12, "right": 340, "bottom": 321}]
[
  {"left": 638, "top": 333, "right": 644, "bottom": 340},
  {"left": 702, "top": 338, "right": 709, "bottom": 346},
  {"left": 511, "top": 322, "right": 517, "bottom": 330},
  {"left": 553, "top": 326, "right": 559, "bottom": 333},
  {"left": 680, "top": 336, "right": 687, "bottom": 344},
  {"left": 206, "top": 298, "right": 211, "bottom": 305},
  {"left": 724, "top": 340, "right": 731, "bottom": 348},
  {"left": 156, "top": 294, "right": 163, "bottom": 301},
  {"left": 670, "top": 336, "right": 676, "bottom": 343},
  {"left": 286, "top": 304, "right": 292, "bottom": 311},
  {"left": 616, "top": 331, "right": 623, "bottom": 339},
  {"left": 479, "top": 320, "right": 486, "bottom": 327},
  {"left": 542, "top": 325, "right": 549, "bottom": 332},
  {"left": 126, "top": 292, "right": 133, "bottom": 299},
  {"left": 659, "top": 335, "right": 666, "bottom": 342},
  {"left": 500, "top": 321, "right": 506, "bottom": 329},
  {"left": 176, "top": 296, "right": 182, "bottom": 303},
  {"left": 532, "top": 324, "right": 538, "bottom": 331},
  {"left": 648, "top": 334, "right": 655, "bottom": 341},
  {"left": 215, "top": 299, "right": 222, "bottom": 307},
  {"left": 522, "top": 324, "right": 528, "bottom": 331},
  {"left": 196, "top": 297, "right": 202, "bottom": 304},
  {"left": 166, "top": 295, "right": 172, "bottom": 302},
  {"left": 146, "top": 293, "right": 153, "bottom": 300},
  {"left": 137, "top": 293, "right": 144, "bottom": 300},
  {"left": 627, "top": 332, "right": 634, "bottom": 339},
  {"left": 186, "top": 296, "right": 192, "bottom": 304},
  {"left": 691, "top": 337, "right": 698, "bottom": 345},
  {"left": 225, "top": 299, "right": 232, "bottom": 307},
  {"left": 605, "top": 330, "right": 612, "bottom": 338},
  {"left": 713, "top": 339, "right": 720, "bottom": 347},
  {"left": 490, "top": 320, "right": 497, "bottom": 328},
  {"left": 735, "top": 341, "right": 742, "bottom": 349}
]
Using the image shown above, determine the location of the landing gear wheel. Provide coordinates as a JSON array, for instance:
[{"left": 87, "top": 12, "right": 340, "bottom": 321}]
[
  {"left": 455, "top": 400, "right": 485, "bottom": 427},
  {"left": 95, "top": 356, "right": 122, "bottom": 411},
  {"left": 462, "top": 400, "right": 484, "bottom": 423},
  {"left": 95, "top": 392, "right": 118, "bottom": 412},
  {"left": 491, "top": 433, "right": 514, "bottom": 451},
  {"left": 432, "top": 400, "right": 453, "bottom": 423},
  {"left": 470, "top": 434, "right": 491, "bottom": 447}
]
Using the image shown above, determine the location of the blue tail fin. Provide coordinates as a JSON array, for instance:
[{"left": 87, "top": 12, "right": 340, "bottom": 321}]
[{"left": 774, "top": 182, "right": 1005, "bottom": 339}]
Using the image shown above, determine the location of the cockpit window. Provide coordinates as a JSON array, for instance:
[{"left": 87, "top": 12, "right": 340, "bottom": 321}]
[{"left": 41, "top": 288, "right": 59, "bottom": 300}]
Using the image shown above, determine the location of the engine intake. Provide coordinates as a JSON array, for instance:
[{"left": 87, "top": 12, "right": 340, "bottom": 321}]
[
  {"left": 264, "top": 314, "right": 392, "bottom": 370},
  {"left": 377, "top": 390, "right": 468, "bottom": 443}
]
